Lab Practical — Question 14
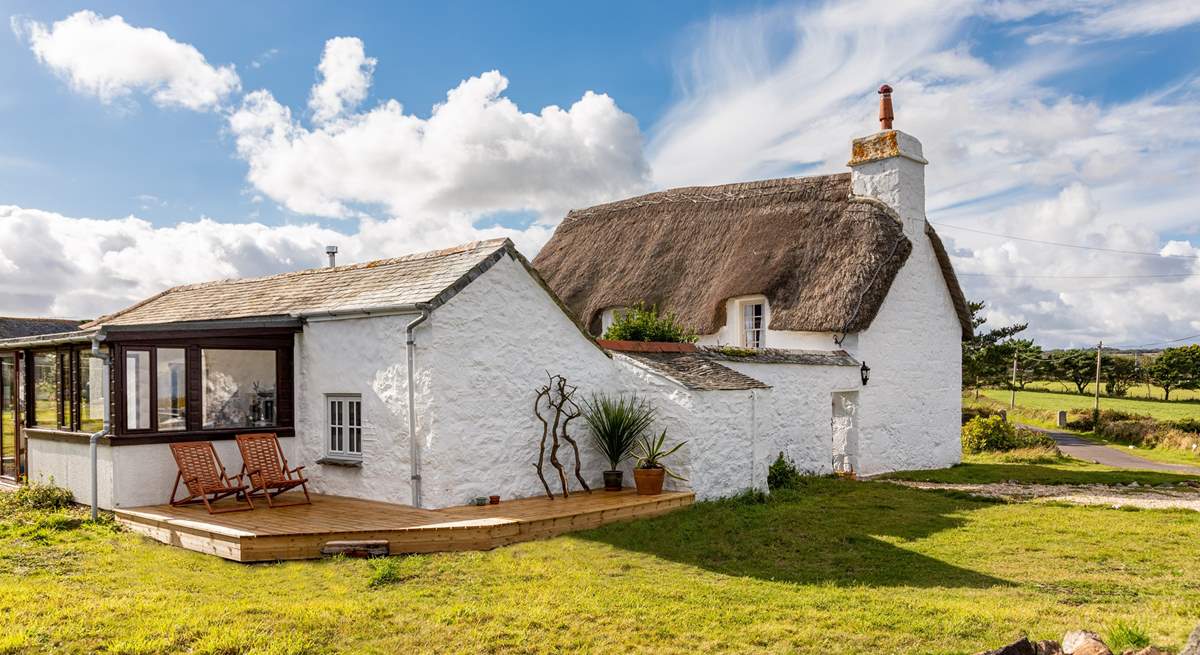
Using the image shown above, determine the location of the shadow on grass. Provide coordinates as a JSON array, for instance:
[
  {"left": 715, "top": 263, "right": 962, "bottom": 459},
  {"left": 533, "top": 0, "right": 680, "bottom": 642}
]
[
  {"left": 576, "top": 478, "right": 1008, "bottom": 588},
  {"left": 883, "top": 462, "right": 1200, "bottom": 486}
]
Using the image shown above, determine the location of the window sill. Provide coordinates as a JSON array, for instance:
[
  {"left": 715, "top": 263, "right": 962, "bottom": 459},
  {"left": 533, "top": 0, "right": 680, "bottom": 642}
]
[{"left": 316, "top": 456, "right": 362, "bottom": 468}]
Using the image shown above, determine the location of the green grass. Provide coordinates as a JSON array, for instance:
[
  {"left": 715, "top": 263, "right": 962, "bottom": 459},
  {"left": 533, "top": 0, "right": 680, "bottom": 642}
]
[
  {"left": 979, "top": 389, "right": 1200, "bottom": 422},
  {"left": 883, "top": 454, "right": 1199, "bottom": 486},
  {"left": 3, "top": 478, "right": 1199, "bottom": 654},
  {"left": 1026, "top": 380, "right": 1200, "bottom": 402}
]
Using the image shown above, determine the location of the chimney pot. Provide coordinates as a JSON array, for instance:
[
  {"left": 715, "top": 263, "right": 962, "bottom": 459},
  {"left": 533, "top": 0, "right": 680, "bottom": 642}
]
[
  {"left": 877, "top": 84, "right": 894, "bottom": 130},
  {"left": 325, "top": 245, "right": 338, "bottom": 267}
]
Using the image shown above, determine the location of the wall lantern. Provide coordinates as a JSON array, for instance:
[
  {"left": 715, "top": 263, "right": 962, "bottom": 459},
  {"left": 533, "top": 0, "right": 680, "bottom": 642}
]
[{"left": 860, "top": 361, "right": 871, "bottom": 386}]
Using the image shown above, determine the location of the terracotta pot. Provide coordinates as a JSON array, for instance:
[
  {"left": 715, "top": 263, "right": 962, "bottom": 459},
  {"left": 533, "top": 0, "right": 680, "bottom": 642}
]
[
  {"left": 488, "top": 495, "right": 500, "bottom": 505},
  {"left": 602, "top": 470, "right": 624, "bottom": 491},
  {"left": 633, "top": 467, "right": 665, "bottom": 495}
]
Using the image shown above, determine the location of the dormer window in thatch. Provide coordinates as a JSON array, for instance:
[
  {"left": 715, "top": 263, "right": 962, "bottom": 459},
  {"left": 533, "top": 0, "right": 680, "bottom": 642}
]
[{"left": 738, "top": 297, "right": 766, "bottom": 349}]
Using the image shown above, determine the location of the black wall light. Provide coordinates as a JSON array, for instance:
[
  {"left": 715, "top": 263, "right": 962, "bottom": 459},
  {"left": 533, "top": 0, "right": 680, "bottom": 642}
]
[{"left": 860, "top": 361, "right": 871, "bottom": 385}]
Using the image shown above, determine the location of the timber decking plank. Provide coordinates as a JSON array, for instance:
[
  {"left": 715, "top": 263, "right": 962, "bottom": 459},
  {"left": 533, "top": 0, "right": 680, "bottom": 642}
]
[{"left": 114, "top": 489, "right": 695, "bottom": 562}]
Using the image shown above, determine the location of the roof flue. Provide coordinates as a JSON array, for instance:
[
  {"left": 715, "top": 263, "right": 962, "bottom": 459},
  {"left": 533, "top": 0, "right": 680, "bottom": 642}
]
[
  {"left": 325, "top": 245, "right": 338, "bottom": 267},
  {"left": 878, "top": 84, "right": 894, "bottom": 130}
]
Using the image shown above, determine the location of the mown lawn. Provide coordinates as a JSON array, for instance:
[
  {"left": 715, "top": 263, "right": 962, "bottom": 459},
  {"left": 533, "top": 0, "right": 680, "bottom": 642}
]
[
  {"left": 884, "top": 454, "right": 1200, "bottom": 486},
  {"left": 978, "top": 389, "right": 1200, "bottom": 421},
  {"left": 3, "top": 479, "right": 1199, "bottom": 654},
  {"left": 1025, "top": 380, "right": 1200, "bottom": 402}
]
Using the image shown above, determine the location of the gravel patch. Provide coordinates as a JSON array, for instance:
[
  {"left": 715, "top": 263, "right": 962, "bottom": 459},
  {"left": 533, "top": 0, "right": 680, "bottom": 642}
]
[{"left": 886, "top": 479, "right": 1200, "bottom": 511}]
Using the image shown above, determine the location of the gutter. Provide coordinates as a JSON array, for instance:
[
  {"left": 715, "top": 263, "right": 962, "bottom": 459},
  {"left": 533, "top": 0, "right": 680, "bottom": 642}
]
[
  {"left": 87, "top": 332, "right": 111, "bottom": 520},
  {"left": 404, "top": 306, "right": 432, "bottom": 507}
]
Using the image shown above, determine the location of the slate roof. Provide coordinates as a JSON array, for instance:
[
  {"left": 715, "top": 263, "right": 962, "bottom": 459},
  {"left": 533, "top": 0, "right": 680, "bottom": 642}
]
[
  {"left": 0, "top": 317, "right": 85, "bottom": 339},
  {"left": 700, "top": 346, "right": 859, "bottom": 367},
  {"left": 84, "top": 239, "right": 513, "bottom": 328},
  {"left": 616, "top": 351, "right": 769, "bottom": 391}
]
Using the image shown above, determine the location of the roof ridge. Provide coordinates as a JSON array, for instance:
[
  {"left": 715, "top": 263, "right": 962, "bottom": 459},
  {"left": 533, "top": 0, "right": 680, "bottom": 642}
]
[
  {"left": 83, "top": 237, "right": 512, "bottom": 329},
  {"left": 563, "top": 173, "right": 849, "bottom": 221}
]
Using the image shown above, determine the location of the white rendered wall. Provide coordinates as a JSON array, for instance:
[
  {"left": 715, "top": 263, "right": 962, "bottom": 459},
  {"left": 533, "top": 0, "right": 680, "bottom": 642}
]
[
  {"left": 614, "top": 354, "right": 764, "bottom": 500},
  {"left": 851, "top": 131, "right": 963, "bottom": 475},
  {"left": 422, "top": 254, "right": 624, "bottom": 509},
  {"left": 293, "top": 314, "right": 418, "bottom": 505},
  {"left": 26, "top": 436, "right": 285, "bottom": 509},
  {"left": 722, "top": 361, "right": 861, "bottom": 475}
]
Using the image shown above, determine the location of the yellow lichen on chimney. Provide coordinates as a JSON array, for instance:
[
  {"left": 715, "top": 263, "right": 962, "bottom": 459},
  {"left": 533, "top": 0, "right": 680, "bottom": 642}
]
[{"left": 848, "top": 130, "right": 901, "bottom": 166}]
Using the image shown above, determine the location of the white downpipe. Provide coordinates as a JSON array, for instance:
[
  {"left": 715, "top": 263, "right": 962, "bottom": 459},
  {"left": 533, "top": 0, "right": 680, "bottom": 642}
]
[
  {"left": 405, "top": 307, "right": 431, "bottom": 508},
  {"left": 88, "top": 336, "right": 110, "bottom": 520}
]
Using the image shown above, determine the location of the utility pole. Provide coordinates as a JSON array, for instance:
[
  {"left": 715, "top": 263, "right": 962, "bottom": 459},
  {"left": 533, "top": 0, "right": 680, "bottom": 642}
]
[
  {"left": 1010, "top": 350, "right": 1018, "bottom": 410},
  {"left": 1093, "top": 340, "right": 1103, "bottom": 426}
]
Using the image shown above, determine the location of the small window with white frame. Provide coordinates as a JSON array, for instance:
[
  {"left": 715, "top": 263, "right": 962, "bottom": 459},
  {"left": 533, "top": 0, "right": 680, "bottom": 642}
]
[
  {"left": 741, "top": 300, "right": 765, "bottom": 349},
  {"left": 326, "top": 394, "right": 362, "bottom": 459}
]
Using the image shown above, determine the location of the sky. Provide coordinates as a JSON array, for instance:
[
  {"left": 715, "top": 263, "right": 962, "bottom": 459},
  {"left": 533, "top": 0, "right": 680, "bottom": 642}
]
[{"left": 1, "top": 0, "right": 1199, "bottom": 349}]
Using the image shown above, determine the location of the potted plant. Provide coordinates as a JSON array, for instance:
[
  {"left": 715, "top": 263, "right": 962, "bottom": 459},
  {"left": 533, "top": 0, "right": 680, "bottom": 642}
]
[
  {"left": 633, "top": 430, "right": 687, "bottom": 495},
  {"left": 583, "top": 394, "right": 656, "bottom": 491}
]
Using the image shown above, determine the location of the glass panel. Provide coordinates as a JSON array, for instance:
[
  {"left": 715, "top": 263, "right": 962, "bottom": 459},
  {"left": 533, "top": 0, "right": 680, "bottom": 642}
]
[
  {"left": 1, "top": 357, "right": 15, "bottom": 477},
  {"left": 78, "top": 350, "right": 107, "bottom": 433},
  {"left": 61, "top": 352, "right": 74, "bottom": 429},
  {"left": 350, "top": 400, "right": 361, "bottom": 454},
  {"left": 742, "top": 303, "right": 764, "bottom": 349},
  {"left": 125, "top": 351, "right": 151, "bottom": 430},
  {"left": 156, "top": 348, "right": 186, "bottom": 432},
  {"left": 202, "top": 349, "right": 277, "bottom": 429},
  {"left": 33, "top": 352, "right": 58, "bottom": 427}
]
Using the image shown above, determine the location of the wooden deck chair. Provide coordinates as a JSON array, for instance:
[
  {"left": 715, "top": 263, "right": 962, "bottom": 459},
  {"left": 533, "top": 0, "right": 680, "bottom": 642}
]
[
  {"left": 168, "top": 441, "right": 254, "bottom": 514},
  {"left": 236, "top": 432, "right": 311, "bottom": 508}
]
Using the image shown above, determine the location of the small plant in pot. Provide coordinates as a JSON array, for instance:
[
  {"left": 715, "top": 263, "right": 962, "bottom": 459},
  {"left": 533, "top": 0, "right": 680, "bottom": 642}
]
[
  {"left": 633, "top": 430, "right": 687, "bottom": 496},
  {"left": 584, "top": 394, "right": 656, "bottom": 491}
]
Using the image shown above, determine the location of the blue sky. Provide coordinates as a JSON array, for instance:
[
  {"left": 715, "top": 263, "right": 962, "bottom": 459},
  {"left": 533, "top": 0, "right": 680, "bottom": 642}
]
[{"left": 2, "top": 1, "right": 1200, "bottom": 347}]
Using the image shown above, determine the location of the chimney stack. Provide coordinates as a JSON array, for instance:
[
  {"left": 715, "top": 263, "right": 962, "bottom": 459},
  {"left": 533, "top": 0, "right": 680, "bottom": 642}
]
[
  {"left": 878, "top": 84, "right": 894, "bottom": 130},
  {"left": 326, "top": 245, "right": 338, "bottom": 267}
]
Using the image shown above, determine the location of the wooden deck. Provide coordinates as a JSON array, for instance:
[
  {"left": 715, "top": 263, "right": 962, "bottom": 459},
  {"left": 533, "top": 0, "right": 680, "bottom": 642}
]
[{"left": 114, "top": 489, "right": 694, "bottom": 562}]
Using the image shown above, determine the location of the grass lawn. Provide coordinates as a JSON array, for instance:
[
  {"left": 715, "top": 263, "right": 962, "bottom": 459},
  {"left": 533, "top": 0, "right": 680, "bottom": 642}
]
[
  {"left": 978, "top": 389, "right": 1200, "bottom": 422},
  {"left": 884, "top": 454, "right": 1200, "bottom": 486},
  {"left": 3, "top": 479, "right": 1200, "bottom": 654},
  {"left": 1026, "top": 380, "right": 1200, "bottom": 402}
]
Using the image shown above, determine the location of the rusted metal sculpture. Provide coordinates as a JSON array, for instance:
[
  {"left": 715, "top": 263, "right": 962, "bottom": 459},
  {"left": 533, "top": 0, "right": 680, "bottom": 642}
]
[{"left": 533, "top": 373, "right": 591, "bottom": 500}]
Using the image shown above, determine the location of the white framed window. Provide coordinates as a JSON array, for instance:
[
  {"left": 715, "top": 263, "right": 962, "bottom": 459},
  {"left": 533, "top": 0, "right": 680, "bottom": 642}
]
[
  {"left": 326, "top": 394, "right": 363, "bottom": 458},
  {"left": 741, "top": 301, "right": 765, "bottom": 349}
]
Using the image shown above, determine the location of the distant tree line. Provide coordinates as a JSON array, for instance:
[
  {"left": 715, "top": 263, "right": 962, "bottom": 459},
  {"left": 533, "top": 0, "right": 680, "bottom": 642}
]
[{"left": 962, "top": 300, "right": 1200, "bottom": 400}]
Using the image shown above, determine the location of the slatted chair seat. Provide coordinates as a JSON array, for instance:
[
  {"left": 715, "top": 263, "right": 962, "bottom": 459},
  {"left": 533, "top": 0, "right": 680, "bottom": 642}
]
[
  {"left": 169, "top": 442, "right": 254, "bottom": 514},
  {"left": 236, "top": 432, "right": 311, "bottom": 508}
]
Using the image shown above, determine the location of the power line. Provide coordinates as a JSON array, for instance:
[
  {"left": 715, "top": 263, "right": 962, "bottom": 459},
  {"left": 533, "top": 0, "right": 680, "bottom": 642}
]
[
  {"left": 1111, "top": 333, "right": 1200, "bottom": 350},
  {"left": 930, "top": 222, "right": 1200, "bottom": 259}
]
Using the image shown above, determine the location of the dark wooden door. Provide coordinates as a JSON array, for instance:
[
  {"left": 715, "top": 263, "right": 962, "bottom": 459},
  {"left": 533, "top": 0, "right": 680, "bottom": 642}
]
[{"left": 0, "top": 353, "right": 19, "bottom": 480}]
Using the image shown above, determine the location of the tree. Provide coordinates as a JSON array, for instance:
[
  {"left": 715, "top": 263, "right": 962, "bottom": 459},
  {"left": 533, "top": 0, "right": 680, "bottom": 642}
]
[
  {"left": 1102, "top": 354, "right": 1139, "bottom": 397},
  {"left": 1049, "top": 349, "right": 1098, "bottom": 395},
  {"left": 1145, "top": 345, "right": 1200, "bottom": 400},
  {"left": 1009, "top": 339, "right": 1045, "bottom": 390},
  {"left": 962, "top": 300, "right": 1028, "bottom": 397}
]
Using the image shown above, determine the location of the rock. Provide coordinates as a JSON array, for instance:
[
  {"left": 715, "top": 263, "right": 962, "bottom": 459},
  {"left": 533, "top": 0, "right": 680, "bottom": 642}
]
[
  {"left": 1180, "top": 622, "right": 1200, "bottom": 655},
  {"left": 1130, "top": 482, "right": 1140, "bottom": 488},
  {"left": 1123, "top": 647, "right": 1167, "bottom": 655},
  {"left": 1036, "top": 639, "right": 1063, "bottom": 655},
  {"left": 1063, "top": 631, "right": 1111, "bottom": 655},
  {"left": 977, "top": 637, "right": 1037, "bottom": 655}
]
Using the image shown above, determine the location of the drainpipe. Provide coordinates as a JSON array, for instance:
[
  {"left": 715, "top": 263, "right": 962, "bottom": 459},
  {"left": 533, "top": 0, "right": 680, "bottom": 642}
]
[
  {"left": 88, "top": 335, "right": 110, "bottom": 521},
  {"left": 405, "top": 306, "right": 431, "bottom": 507}
]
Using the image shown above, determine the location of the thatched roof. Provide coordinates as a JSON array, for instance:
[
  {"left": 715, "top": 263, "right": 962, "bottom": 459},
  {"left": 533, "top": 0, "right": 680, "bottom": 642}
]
[
  {"left": 534, "top": 173, "right": 971, "bottom": 338},
  {"left": 0, "top": 317, "right": 85, "bottom": 340}
]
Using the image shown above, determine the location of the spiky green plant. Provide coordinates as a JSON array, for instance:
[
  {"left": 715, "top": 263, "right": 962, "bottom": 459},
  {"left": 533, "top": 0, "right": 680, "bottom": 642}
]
[
  {"left": 635, "top": 430, "right": 688, "bottom": 480},
  {"left": 583, "top": 394, "right": 656, "bottom": 470}
]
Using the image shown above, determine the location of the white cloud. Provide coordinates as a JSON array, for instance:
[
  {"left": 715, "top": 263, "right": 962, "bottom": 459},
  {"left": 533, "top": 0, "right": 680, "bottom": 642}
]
[
  {"left": 15, "top": 10, "right": 239, "bottom": 111},
  {"left": 230, "top": 66, "right": 650, "bottom": 222},
  {"left": 653, "top": 0, "right": 1200, "bottom": 347},
  {"left": 309, "top": 37, "right": 375, "bottom": 124},
  {"left": 1020, "top": 0, "right": 1200, "bottom": 44}
]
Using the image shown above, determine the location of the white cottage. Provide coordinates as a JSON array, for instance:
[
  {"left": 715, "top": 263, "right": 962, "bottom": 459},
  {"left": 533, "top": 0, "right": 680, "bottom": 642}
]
[{"left": 0, "top": 92, "right": 969, "bottom": 512}]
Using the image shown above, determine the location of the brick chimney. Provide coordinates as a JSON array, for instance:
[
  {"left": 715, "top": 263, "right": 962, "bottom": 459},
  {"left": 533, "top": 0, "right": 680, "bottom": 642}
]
[{"left": 847, "top": 84, "right": 927, "bottom": 241}]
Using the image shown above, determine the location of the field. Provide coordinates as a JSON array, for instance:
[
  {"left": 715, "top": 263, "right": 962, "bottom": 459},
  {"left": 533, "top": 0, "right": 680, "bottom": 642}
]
[
  {"left": 3, "top": 477, "right": 1199, "bottom": 654},
  {"left": 978, "top": 389, "right": 1200, "bottom": 422},
  {"left": 1025, "top": 380, "right": 1200, "bottom": 402}
]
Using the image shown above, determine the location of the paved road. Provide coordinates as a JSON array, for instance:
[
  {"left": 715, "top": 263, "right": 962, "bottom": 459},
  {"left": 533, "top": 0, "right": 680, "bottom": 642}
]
[{"left": 1022, "top": 425, "right": 1200, "bottom": 474}]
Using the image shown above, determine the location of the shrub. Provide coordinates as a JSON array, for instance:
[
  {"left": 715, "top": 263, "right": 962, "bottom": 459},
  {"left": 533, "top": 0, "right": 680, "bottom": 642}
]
[
  {"left": 1012, "top": 427, "right": 1057, "bottom": 450},
  {"left": 961, "top": 416, "right": 1016, "bottom": 454},
  {"left": 961, "top": 405, "right": 999, "bottom": 425},
  {"left": 1065, "top": 408, "right": 1149, "bottom": 432},
  {"left": 603, "top": 303, "right": 698, "bottom": 343},
  {"left": 0, "top": 480, "right": 73, "bottom": 512},
  {"left": 767, "top": 453, "right": 804, "bottom": 491},
  {"left": 1100, "top": 419, "right": 1157, "bottom": 445}
]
